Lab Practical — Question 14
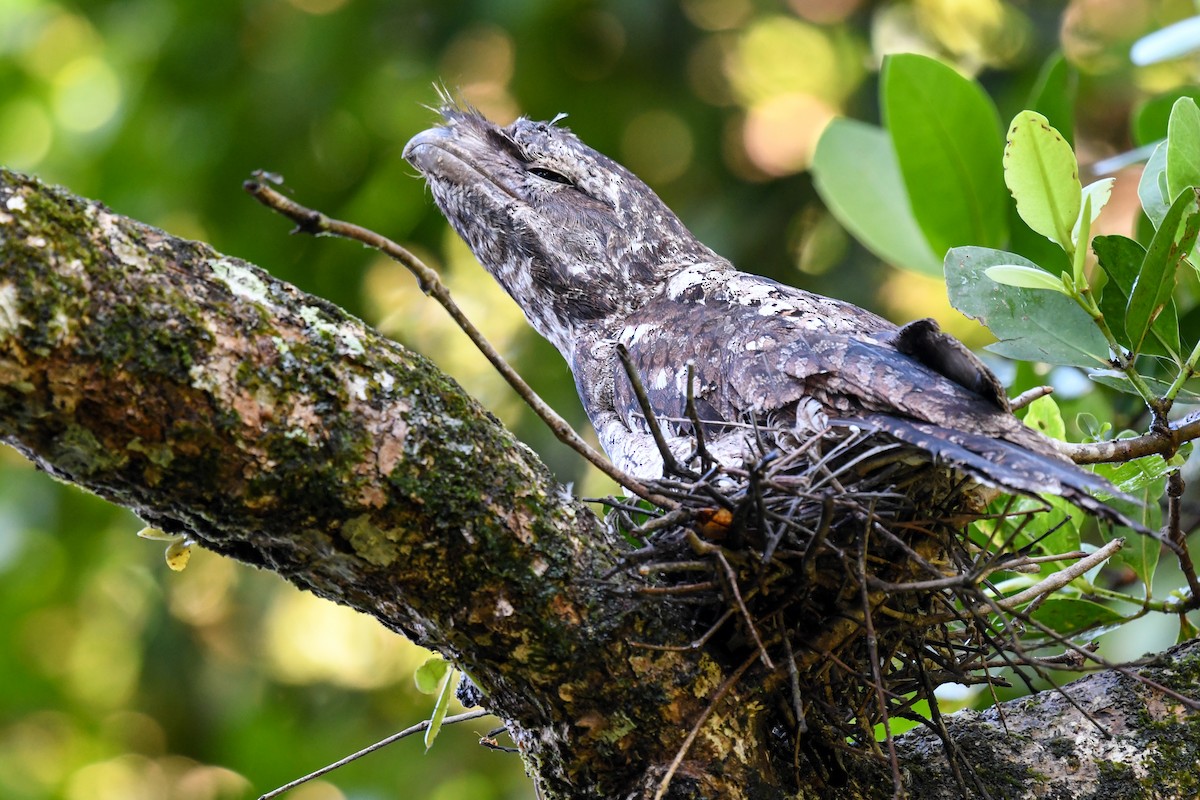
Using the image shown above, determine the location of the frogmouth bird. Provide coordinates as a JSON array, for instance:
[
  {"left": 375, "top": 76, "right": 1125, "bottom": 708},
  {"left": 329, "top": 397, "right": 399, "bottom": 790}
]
[{"left": 404, "top": 106, "right": 1127, "bottom": 522}]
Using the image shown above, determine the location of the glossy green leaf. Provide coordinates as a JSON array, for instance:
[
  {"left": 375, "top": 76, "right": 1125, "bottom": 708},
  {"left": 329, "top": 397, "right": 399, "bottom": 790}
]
[
  {"left": 1021, "top": 394, "right": 1066, "bottom": 441},
  {"left": 1091, "top": 459, "right": 1168, "bottom": 592},
  {"left": 414, "top": 655, "right": 450, "bottom": 694},
  {"left": 1093, "top": 234, "right": 1179, "bottom": 357},
  {"left": 424, "top": 666, "right": 457, "bottom": 750},
  {"left": 1166, "top": 97, "right": 1200, "bottom": 200},
  {"left": 882, "top": 54, "right": 1007, "bottom": 256},
  {"left": 1134, "top": 87, "right": 1200, "bottom": 145},
  {"left": 1028, "top": 596, "right": 1127, "bottom": 635},
  {"left": 946, "top": 246, "right": 1110, "bottom": 367},
  {"left": 1073, "top": 179, "right": 1114, "bottom": 245},
  {"left": 1126, "top": 187, "right": 1200, "bottom": 354},
  {"left": 984, "top": 264, "right": 1070, "bottom": 293},
  {"left": 1003, "top": 110, "right": 1081, "bottom": 248},
  {"left": 1180, "top": 614, "right": 1200, "bottom": 643},
  {"left": 1088, "top": 370, "right": 1200, "bottom": 402},
  {"left": 974, "top": 494, "right": 1080, "bottom": 558},
  {"left": 811, "top": 118, "right": 940, "bottom": 275},
  {"left": 1074, "top": 412, "right": 1111, "bottom": 441},
  {"left": 1138, "top": 142, "right": 1171, "bottom": 228}
]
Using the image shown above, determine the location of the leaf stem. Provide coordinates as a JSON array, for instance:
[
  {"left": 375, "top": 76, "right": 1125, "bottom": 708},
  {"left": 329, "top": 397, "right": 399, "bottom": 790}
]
[
  {"left": 1161, "top": 336, "right": 1200, "bottom": 406},
  {"left": 1072, "top": 288, "right": 1160, "bottom": 409}
]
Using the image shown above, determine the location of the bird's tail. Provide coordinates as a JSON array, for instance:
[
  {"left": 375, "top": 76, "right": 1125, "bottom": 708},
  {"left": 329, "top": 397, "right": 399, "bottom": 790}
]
[{"left": 839, "top": 414, "right": 1144, "bottom": 531}]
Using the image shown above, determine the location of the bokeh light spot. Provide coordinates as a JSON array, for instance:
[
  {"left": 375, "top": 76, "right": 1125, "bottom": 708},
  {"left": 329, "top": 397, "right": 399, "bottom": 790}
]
[
  {"left": 681, "top": 0, "right": 752, "bottom": 31},
  {"left": 788, "top": 0, "right": 864, "bottom": 25},
  {"left": 439, "top": 24, "right": 518, "bottom": 122},
  {"left": 0, "top": 711, "right": 83, "bottom": 794},
  {"left": 287, "top": 0, "right": 349, "bottom": 15},
  {"left": 19, "top": 9, "right": 101, "bottom": 80},
  {"left": 741, "top": 93, "right": 835, "bottom": 175},
  {"left": 264, "top": 589, "right": 426, "bottom": 689},
  {"left": 174, "top": 764, "right": 254, "bottom": 800},
  {"left": 621, "top": 110, "right": 695, "bottom": 185},
  {"left": 52, "top": 56, "right": 122, "bottom": 133},
  {"left": 64, "top": 755, "right": 163, "bottom": 800},
  {"left": 728, "top": 15, "right": 860, "bottom": 106}
]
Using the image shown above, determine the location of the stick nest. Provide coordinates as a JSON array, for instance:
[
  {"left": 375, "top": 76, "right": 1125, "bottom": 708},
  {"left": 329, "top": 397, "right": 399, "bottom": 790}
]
[{"left": 603, "top": 424, "right": 1099, "bottom": 783}]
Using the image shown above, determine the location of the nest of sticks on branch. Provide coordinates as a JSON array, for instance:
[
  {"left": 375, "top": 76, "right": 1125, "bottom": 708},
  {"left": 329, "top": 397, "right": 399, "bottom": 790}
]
[{"left": 600, "top": 414, "right": 1115, "bottom": 795}]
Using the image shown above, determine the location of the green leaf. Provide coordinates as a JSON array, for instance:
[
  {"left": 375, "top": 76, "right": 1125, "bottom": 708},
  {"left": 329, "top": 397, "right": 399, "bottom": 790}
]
[
  {"left": 974, "top": 494, "right": 1080, "bottom": 558},
  {"left": 1073, "top": 179, "right": 1113, "bottom": 245},
  {"left": 1003, "top": 110, "right": 1081, "bottom": 248},
  {"left": 1091, "top": 459, "right": 1168, "bottom": 592},
  {"left": 424, "top": 666, "right": 457, "bottom": 750},
  {"left": 1088, "top": 371, "right": 1200, "bottom": 402},
  {"left": 1074, "top": 412, "right": 1110, "bottom": 441},
  {"left": 1028, "top": 596, "right": 1126, "bottom": 635},
  {"left": 414, "top": 655, "right": 450, "bottom": 694},
  {"left": 946, "top": 246, "right": 1110, "bottom": 367},
  {"left": 1166, "top": 96, "right": 1200, "bottom": 200},
  {"left": 1180, "top": 614, "right": 1199, "bottom": 644},
  {"left": 1093, "top": 234, "right": 1179, "bottom": 357},
  {"left": 984, "top": 264, "right": 1070, "bottom": 293},
  {"left": 1027, "top": 52, "right": 1076, "bottom": 148},
  {"left": 1126, "top": 187, "right": 1200, "bottom": 354},
  {"left": 1021, "top": 394, "right": 1066, "bottom": 441},
  {"left": 811, "top": 118, "right": 940, "bottom": 275},
  {"left": 882, "top": 53, "right": 1007, "bottom": 256},
  {"left": 1138, "top": 142, "right": 1170, "bottom": 228},
  {"left": 1134, "top": 87, "right": 1200, "bottom": 146}
]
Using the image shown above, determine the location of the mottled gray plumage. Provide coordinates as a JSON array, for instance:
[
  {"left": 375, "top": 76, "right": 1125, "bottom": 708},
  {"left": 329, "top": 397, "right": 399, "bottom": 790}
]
[{"left": 404, "top": 106, "right": 1127, "bottom": 523}]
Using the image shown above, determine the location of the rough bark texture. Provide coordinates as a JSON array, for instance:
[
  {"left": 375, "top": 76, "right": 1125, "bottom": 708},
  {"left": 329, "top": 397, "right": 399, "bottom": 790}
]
[{"left": 1, "top": 167, "right": 1197, "bottom": 800}]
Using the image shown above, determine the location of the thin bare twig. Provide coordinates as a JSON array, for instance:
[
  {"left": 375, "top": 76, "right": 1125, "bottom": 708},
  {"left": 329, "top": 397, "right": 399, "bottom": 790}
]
[
  {"left": 1009, "top": 385, "right": 1053, "bottom": 411},
  {"left": 615, "top": 343, "right": 695, "bottom": 479},
  {"left": 244, "top": 177, "right": 674, "bottom": 507},
  {"left": 258, "top": 709, "right": 491, "bottom": 799},
  {"left": 1167, "top": 471, "right": 1200, "bottom": 602},
  {"left": 684, "top": 361, "right": 716, "bottom": 472},
  {"left": 858, "top": 506, "right": 902, "bottom": 800},
  {"left": 653, "top": 652, "right": 758, "bottom": 800},
  {"left": 995, "top": 538, "right": 1124, "bottom": 611}
]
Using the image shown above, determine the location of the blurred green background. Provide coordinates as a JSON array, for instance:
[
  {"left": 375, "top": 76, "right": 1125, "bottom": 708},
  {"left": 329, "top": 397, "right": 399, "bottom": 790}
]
[{"left": 1, "top": 1, "right": 1197, "bottom": 798}]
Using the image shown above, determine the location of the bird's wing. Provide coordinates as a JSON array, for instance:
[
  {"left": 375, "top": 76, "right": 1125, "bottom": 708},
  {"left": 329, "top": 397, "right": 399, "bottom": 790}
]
[{"left": 608, "top": 282, "right": 1138, "bottom": 527}]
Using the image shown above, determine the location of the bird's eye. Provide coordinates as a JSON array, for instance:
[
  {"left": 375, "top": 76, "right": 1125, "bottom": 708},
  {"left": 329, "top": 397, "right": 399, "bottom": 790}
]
[{"left": 529, "top": 167, "right": 575, "bottom": 186}]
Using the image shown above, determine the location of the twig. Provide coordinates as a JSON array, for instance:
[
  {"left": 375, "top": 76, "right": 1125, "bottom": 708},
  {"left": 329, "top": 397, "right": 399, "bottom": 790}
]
[
  {"left": 684, "top": 361, "right": 716, "bottom": 472},
  {"left": 1167, "top": 471, "right": 1200, "bottom": 601},
  {"left": 686, "top": 531, "right": 774, "bottom": 669},
  {"left": 653, "top": 651, "right": 758, "bottom": 800},
  {"left": 243, "top": 177, "right": 674, "bottom": 507},
  {"left": 615, "top": 343, "right": 695, "bottom": 478},
  {"left": 257, "top": 709, "right": 491, "bottom": 799},
  {"left": 1009, "top": 385, "right": 1053, "bottom": 411},
  {"left": 781, "top": 634, "right": 807, "bottom": 734},
  {"left": 630, "top": 608, "right": 737, "bottom": 652},
  {"left": 995, "top": 538, "right": 1124, "bottom": 611},
  {"left": 1059, "top": 410, "right": 1200, "bottom": 464},
  {"left": 858, "top": 507, "right": 902, "bottom": 800}
]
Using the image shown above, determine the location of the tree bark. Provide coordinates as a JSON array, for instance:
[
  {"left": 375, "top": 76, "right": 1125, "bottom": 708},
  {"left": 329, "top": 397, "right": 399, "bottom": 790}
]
[{"left": 1, "top": 167, "right": 1196, "bottom": 800}]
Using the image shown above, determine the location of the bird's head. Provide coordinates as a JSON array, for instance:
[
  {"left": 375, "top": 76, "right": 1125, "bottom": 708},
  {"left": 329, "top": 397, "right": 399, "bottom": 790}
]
[{"left": 403, "top": 105, "right": 720, "bottom": 355}]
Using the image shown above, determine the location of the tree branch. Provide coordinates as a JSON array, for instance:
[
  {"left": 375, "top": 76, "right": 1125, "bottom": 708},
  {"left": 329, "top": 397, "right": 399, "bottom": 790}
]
[{"left": 1060, "top": 410, "right": 1200, "bottom": 464}]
